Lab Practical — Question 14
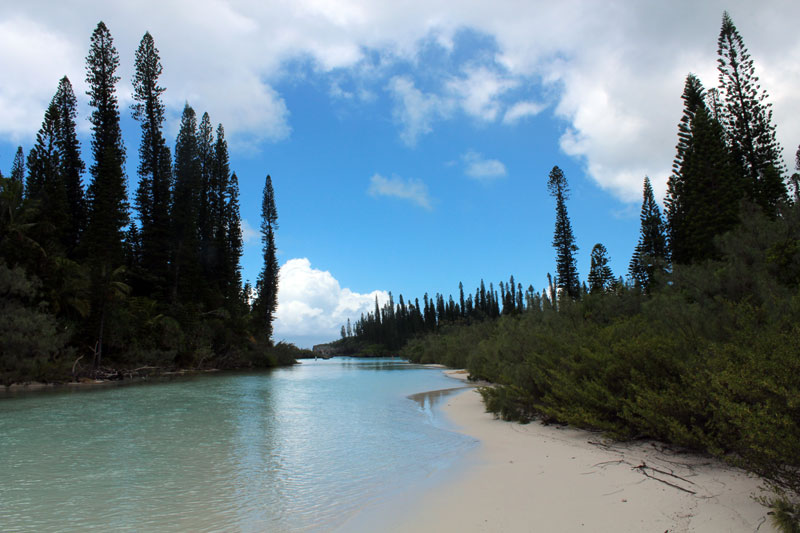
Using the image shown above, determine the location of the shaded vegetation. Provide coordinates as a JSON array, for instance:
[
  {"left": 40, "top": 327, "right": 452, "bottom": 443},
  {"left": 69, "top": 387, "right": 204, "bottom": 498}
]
[{"left": 1, "top": 22, "right": 295, "bottom": 385}]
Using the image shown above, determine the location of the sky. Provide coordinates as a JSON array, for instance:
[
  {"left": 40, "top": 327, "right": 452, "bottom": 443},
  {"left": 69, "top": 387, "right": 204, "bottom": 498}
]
[{"left": 1, "top": 1, "right": 799, "bottom": 347}]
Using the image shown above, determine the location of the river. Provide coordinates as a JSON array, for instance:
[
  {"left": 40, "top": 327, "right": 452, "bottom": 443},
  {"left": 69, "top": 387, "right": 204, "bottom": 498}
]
[{"left": 0, "top": 358, "right": 476, "bottom": 532}]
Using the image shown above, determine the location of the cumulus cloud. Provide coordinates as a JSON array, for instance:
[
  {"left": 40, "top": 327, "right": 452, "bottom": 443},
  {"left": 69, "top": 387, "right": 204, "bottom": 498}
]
[
  {"left": 446, "top": 66, "right": 518, "bottom": 121},
  {"left": 462, "top": 150, "right": 507, "bottom": 180},
  {"left": 388, "top": 76, "right": 453, "bottom": 146},
  {"left": 2, "top": 1, "right": 799, "bottom": 199},
  {"left": 0, "top": 17, "right": 84, "bottom": 142},
  {"left": 274, "top": 258, "right": 388, "bottom": 347},
  {"left": 503, "top": 100, "right": 546, "bottom": 124},
  {"left": 368, "top": 173, "right": 432, "bottom": 210}
]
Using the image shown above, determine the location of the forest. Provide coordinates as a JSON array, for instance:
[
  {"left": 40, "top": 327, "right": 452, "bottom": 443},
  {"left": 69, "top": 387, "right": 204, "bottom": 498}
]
[
  {"left": 0, "top": 22, "right": 309, "bottom": 386},
  {"left": 334, "top": 12, "right": 800, "bottom": 528}
]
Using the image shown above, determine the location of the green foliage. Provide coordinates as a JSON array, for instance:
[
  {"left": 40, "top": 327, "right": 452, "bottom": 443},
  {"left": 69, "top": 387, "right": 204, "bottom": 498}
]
[
  {"left": 0, "top": 261, "right": 66, "bottom": 385},
  {"left": 403, "top": 204, "right": 800, "bottom": 509},
  {"left": 767, "top": 497, "right": 800, "bottom": 533}
]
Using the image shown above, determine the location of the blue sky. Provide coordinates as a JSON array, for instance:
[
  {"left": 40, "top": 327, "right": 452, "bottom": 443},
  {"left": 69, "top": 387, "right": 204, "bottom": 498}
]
[{"left": 1, "top": 1, "right": 799, "bottom": 346}]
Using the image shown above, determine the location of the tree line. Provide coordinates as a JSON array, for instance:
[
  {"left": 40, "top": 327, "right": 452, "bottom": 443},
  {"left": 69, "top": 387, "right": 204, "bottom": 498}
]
[
  {"left": 339, "top": 12, "right": 800, "bottom": 528},
  {"left": 1, "top": 22, "right": 303, "bottom": 385}
]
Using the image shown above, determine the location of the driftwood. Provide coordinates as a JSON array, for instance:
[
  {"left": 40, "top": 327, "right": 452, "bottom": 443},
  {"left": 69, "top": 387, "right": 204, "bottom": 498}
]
[
  {"left": 633, "top": 462, "right": 697, "bottom": 495},
  {"left": 71, "top": 354, "right": 85, "bottom": 378}
]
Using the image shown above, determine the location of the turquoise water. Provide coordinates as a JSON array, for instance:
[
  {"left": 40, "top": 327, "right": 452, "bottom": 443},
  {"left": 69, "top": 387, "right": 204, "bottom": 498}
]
[{"left": 0, "top": 358, "right": 476, "bottom": 532}]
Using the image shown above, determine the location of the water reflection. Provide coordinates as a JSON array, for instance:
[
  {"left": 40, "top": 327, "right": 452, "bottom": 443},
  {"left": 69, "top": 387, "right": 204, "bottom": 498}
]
[{"left": 0, "top": 358, "right": 476, "bottom": 532}]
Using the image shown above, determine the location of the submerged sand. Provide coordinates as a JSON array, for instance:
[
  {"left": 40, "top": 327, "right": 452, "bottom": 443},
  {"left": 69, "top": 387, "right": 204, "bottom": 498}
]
[{"left": 384, "top": 370, "right": 776, "bottom": 533}]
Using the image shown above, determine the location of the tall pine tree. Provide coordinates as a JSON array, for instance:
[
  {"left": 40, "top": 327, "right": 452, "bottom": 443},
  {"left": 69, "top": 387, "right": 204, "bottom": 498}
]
[
  {"left": 26, "top": 98, "right": 69, "bottom": 250},
  {"left": 666, "top": 74, "right": 744, "bottom": 264},
  {"left": 197, "top": 112, "right": 215, "bottom": 280},
  {"left": 547, "top": 166, "right": 579, "bottom": 299},
  {"left": 132, "top": 31, "right": 172, "bottom": 290},
  {"left": 629, "top": 177, "right": 667, "bottom": 291},
  {"left": 84, "top": 21, "right": 128, "bottom": 268},
  {"left": 252, "top": 175, "right": 279, "bottom": 343},
  {"left": 211, "top": 124, "right": 231, "bottom": 288},
  {"left": 170, "top": 104, "right": 201, "bottom": 304},
  {"left": 224, "top": 171, "right": 244, "bottom": 310},
  {"left": 53, "top": 77, "right": 86, "bottom": 255},
  {"left": 717, "top": 11, "right": 786, "bottom": 212}
]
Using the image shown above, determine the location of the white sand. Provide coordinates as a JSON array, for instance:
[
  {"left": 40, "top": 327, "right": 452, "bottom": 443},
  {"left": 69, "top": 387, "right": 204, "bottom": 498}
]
[{"left": 386, "top": 371, "right": 776, "bottom": 532}]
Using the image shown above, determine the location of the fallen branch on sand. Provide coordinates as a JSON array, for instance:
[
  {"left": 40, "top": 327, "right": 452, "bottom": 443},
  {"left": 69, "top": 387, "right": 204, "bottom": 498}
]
[{"left": 634, "top": 462, "right": 697, "bottom": 495}]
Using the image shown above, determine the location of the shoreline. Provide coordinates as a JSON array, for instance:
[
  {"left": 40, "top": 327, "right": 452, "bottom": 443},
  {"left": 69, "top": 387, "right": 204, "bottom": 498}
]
[{"left": 385, "top": 370, "right": 776, "bottom": 532}]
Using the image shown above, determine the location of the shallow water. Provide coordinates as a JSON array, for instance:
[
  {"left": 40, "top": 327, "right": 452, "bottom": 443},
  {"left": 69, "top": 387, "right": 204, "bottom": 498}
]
[{"left": 0, "top": 358, "right": 476, "bottom": 532}]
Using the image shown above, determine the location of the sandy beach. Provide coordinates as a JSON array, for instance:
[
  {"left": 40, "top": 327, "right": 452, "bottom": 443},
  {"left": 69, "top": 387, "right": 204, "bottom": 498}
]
[{"left": 383, "top": 370, "right": 776, "bottom": 532}]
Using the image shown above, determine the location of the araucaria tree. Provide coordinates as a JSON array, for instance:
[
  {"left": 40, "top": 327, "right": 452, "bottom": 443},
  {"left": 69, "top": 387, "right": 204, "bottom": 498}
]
[
  {"left": 132, "top": 32, "right": 172, "bottom": 289},
  {"left": 629, "top": 177, "right": 668, "bottom": 291},
  {"left": 588, "top": 243, "right": 615, "bottom": 293},
  {"left": 547, "top": 166, "right": 579, "bottom": 299},
  {"left": 253, "top": 175, "right": 279, "bottom": 343},
  {"left": 25, "top": 77, "right": 86, "bottom": 256},
  {"left": 84, "top": 21, "right": 128, "bottom": 267},
  {"left": 53, "top": 77, "right": 86, "bottom": 254},
  {"left": 11, "top": 147, "right": 25, "bottom": 186},
  {"left": 666, "top": 74, "right": 744, "bottom": 264},
  {"left": 25, "top": 98, "right": 70, "bottom": 250},
  {"left": 170, "top": 104, "right": 201, "bottom": 303},
  {"left": 717, "top": 11, "right": 786, "bottom": 212}
]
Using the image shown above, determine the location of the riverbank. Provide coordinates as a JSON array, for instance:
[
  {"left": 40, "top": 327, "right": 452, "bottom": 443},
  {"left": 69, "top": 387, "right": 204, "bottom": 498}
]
[{"left": 389, "top": 370, "right": 776, "bottom": 532}]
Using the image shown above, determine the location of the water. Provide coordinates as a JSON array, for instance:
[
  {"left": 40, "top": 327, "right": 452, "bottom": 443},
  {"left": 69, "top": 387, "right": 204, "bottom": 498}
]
[{"left": 0, "top": 358, "right": 476, "bottom": 532}]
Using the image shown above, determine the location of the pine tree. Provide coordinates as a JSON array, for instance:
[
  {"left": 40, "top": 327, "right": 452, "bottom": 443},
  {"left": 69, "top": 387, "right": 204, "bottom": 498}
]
[
  {"left": 196, "top": 113, "right": 214, "bottom": 276},
  {"left": 11, "top": 147, "right": 25, "bottom": 188},
  {"left": 26, "top": 106, "right": 58, "bottom": 202},
  {"left": 666, "top": 74, "right": 744, "bottom": 264},
  {"left": 212, "top": 124, "right": 231, "bottom": 288},
  {"left": 83, "top": 21, "right": 128, "bottom": 268},
  {"left": 170, "top": 104, "right": 201, "bottom": 303},
  {"left": 458, "top": 282, "right": 465, "bottom": 319},
  {"left": 588, "top": 243, "right": 615, "bottom": 293},
  {"left": 132, "top": 32, "right": 172, "bottom": 289},
  {"left": 26, "top": 99, "right": 69, "bottom": 249},
  {"left": 224, "top": 171, "right": 243, "bottom": 308},
  {"left": 547, "top": 166, "right": 579, "bottom": 299},
  {"left": 629, "top": 177, "right": 668, "bottom": 290},
  {"left": 717, "top": 11, "right": 786, "bottom": 212},
  {"left": 53, "top": 77, "right": 86, "bottom": 254},
  {"left": 252, "top": 174, "right": 279, "bottom": 343}
]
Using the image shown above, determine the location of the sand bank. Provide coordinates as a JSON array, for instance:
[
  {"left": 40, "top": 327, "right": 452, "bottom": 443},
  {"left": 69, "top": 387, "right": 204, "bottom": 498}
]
[{"left": 388, "top": 371, "right": 776, "bottom": 532}]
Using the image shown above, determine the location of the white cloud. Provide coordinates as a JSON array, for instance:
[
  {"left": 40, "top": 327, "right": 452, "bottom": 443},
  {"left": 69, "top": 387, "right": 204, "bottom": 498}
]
[
  {"left": 503, "top": 100, "right": 545, "bottom": 124},
  {"left": 368, "top": 173, "right": 432, "bottom": 210},
  {"left": 388, "top": 76, "right": 453, "bottom": 146},
  {"left": 446, "top": 66, "right": 517, "bottom": 121},
  {"left": 462, "top": 150, "right": 506, "bottom": 180},
  {"left": 0, "top": 17, "right": 83, "bottom": 143},
  {"left": 2, "top": 1, "right": 800, "bottom": 200},
  {"left": 274, "top": 258, "right": 388, "bottom": 347},
  {"left": 241, "top": 218, "right": 260, "bottom": 245}
]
